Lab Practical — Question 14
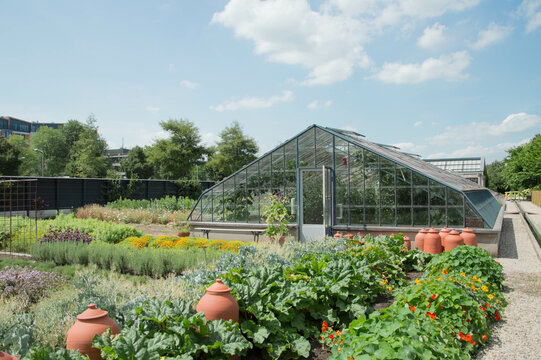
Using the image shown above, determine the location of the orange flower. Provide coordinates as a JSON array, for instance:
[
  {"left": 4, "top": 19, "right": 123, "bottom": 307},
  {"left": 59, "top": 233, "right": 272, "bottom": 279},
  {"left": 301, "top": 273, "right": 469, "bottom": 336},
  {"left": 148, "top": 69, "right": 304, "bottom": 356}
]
[
  {"left": 482, "top": 334, "right": 488, "bottom": 341},
  {"left": 336, "top": 330, "right": 342, "bottom": 336},
  {"left": 410, "top": 306, "right": 416, "bottom": 312},
  {"left": 431, "top": 294, "right": 437, "bottom": 300},
  {"left": 426, "top": 311, "right": 436, "bottom": 320}
]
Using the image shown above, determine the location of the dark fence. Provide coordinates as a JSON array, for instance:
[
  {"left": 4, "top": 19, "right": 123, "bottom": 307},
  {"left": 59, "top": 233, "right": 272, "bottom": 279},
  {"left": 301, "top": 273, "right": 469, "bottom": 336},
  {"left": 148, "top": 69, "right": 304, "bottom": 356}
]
[{"left": 0, "top": 176, "right": 214, "bottom": 211}]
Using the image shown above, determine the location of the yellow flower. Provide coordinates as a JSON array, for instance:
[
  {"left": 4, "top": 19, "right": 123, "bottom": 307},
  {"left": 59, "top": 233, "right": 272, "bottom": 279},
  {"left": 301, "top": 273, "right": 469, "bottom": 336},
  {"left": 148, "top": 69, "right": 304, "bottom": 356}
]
[
  {"left": 387, "top": 286, "right": 393, "bottom": 291},
  {"left": 488, "top": 294, "right": 494, "bottom": 300},
  {"left": 380, "top": 281, "right": 386, "bottom": 285},
  {"left": 460, "top": 272, "right": 466, "bottom": 276},
  {"left": 415, "top": 279, "right": 421, "bottom": 284},
  {"left": 471, "top": 285, "right": 477, "bottom": 291},
  {"left": 481, "top": 285, "right": 489, "bottom": 292}
]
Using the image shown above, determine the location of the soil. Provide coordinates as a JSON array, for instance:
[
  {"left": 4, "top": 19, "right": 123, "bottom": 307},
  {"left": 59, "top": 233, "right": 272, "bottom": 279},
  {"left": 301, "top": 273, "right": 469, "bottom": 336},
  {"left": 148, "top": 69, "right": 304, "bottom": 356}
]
[
  {"left": 406, "top": 271, "right": 424, "bottom": 282},
  {"left": 127, "top": 223, "right": 178, "bottom": 236}
]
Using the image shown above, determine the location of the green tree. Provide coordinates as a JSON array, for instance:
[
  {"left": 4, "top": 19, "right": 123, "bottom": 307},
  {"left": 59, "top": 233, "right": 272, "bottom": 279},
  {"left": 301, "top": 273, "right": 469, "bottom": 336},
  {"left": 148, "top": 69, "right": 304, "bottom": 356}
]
[
  {"left": 62, "top": 119, "right": 86, "bottom": 151},
  {"left": 503, "top": 134, "right": 541, "bottom": 190},
  {"left": 0, "top": 136, "right": 21, "bottom": 175},
  {"left": 121, "top": 146, "right": 154, "bottom": 179},
  {"left": 7, "top": 134, "right": 39, "bottom": 175},
  {"left": 486, "top": 160, "right": 508, "bottom": 194},
  {"left": 29, "top": 126, "right": 68, "bottom": 176},
  {"left": 206, "top": 121, "right": 259, "bottom": 180},
  {"left": 64, "top": 119, "right": 112, "bottom": 178},
  {"left": 145, "top": 119, "right": 207, "bottom": 180}
]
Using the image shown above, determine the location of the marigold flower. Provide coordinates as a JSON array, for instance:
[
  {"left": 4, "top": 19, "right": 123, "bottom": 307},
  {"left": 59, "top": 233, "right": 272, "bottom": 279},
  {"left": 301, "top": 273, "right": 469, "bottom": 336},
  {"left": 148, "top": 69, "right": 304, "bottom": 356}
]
[
  {"left": 431, "top": 294, "right": 437, "bottom": 300},
  {"left": 442, "top": 270, "right": 448, "bottom": 274},
  {"left": 488, "top": 294, "right": 494, "bottom": 300},
  {"left": 481, "top": 285, "right": 489, "bottom": 292},
  {"left": 460, "top": 272, "right": 466, "bottom": 276},
  {"left": 410, "top": 306, "right": 415, "bottom": 312},
  {"left": 480, "top": 306, "right": 486, "bottom": 311},
  {"left": 426, "top": 311, "right": 436, "bottom": 320},
  {"left": 387, "top": 286, "right": 393, "bottom": 291},
  {"left": 336, "top": 330, "right": 342, "bottom": 336},
  {"left": 329, "top": 334, "right": 334, "bottom": 340},
  {"left": 415, "top": 279, "right": 421, "bottom": 284}
]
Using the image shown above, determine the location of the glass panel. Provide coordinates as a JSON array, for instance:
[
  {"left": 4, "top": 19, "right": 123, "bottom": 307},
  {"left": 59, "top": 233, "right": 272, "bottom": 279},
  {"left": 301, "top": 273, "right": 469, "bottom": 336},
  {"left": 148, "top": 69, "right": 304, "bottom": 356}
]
[
  {"left": 271, "top": 147, "right": 285, "bottom": 194},
  {"left": 430, "top": 180, "right": 446, "bottom": 207},
  {"left": 464, "top": 190, "right": 501, "bottom": 228},
  {"left": 284, "top": 140, "right": 297, "bottom": 189},
  {"left": 381, "top": 207, "right": 395, "bottom": 225},
  {"left": 365, "top": 207, "right": 379, "bottom": 225},
  {"left": 396, "top": 167, "right": 411, "bottom": 207},
  {"left": 246, "top": 165, "right": 259, "bottom": 223},
  {"left": 201, "top": 195, "right": 212, "bottom": 222},
  {"left": 315, "top": 128, "right": 333, "bottom": 167},
  {"left": 297, "top": 128, "right": 315, "bottom": 167},
  {"left": 235, "top": 172, "right": 248, "bottom": 222},
  {"left": 212, "top": 184, "right": 224, "bottom": 222},
  {"left": 430, "top": 207, "right": 446, "bottom": 227},
  {"left": 349, "top": 145, "right": 364, "bottom": 224},
  {"left": 259, "top": 155, "right": 271, "bottom": 195},
  {"left": 447, "top": 188, "right": 464, "bottom": 227},
  {"left": 335, "top": 139, "right": 349, "bottom": 225},
  {"left": 397, "top": 207, "right": 412, "bottom": 226},
  {"left": 302, "top": 171, "right": 323, "bottom": 224},
  {"left": 223, "top": 178, "right": 235, "bottom": 222},
  {"left": 412, "top": 172, "right": 428, "bottom": 206},
  {"left": 413, "top": 208, "right": 428, "bottom": 226},
  {"left": 465, "top": 202, "right": 485, "bottom": 228}
]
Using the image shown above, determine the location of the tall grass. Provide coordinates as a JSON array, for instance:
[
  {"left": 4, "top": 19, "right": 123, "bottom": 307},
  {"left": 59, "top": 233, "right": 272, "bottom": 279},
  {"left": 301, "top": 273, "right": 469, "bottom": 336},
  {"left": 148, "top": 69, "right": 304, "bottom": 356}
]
[
  {"left": 30, "top": 241, "right": 223, "bottom": 277},
  {"left": 106, "top": 196, "right": 196, "bottom": 212},
  {"left": 75, "top": 204, "right": 190, "bottom": 225}
]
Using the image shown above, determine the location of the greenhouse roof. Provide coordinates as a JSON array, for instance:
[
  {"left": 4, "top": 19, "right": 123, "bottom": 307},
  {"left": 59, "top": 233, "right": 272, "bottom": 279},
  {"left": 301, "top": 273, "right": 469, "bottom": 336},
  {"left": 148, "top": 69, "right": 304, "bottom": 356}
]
[{"left": 322, "top": 126, "right": 485, "bottom": 192}]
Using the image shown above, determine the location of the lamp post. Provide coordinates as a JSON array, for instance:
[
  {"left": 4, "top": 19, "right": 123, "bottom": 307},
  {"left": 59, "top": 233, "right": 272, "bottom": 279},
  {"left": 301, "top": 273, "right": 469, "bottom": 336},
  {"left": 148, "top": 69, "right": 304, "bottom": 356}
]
[{"left": 33, "top": 148, "right": 44, "bottom": 176}]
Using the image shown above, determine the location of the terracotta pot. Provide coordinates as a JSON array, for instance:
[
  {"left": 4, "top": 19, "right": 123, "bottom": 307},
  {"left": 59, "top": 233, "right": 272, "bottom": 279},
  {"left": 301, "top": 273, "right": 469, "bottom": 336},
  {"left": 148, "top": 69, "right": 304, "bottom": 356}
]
[
  {"left": 415, "top": 228, "right": 427, "bottom": 251},
  {"left": 334, "top": 232, "right": 342, "bottom": 239},
  {"left": 439, "top": 227, "right": 450, "bottom": 251},
  {"left": 444, "top": 230, "right": 464, "bottom": 252},
  {"left": 423, "top": 228, "right": 442, "bottom": 254},
  {"left": 0, "top": 351, "right": 17, "bottom": 360},
  {"left": 66, "top": 304, "right": 120, "bottom": 360},
  {"left": 177, "top": 232, "right": 190, "bottom": 237},
  {"left": 461, "top": 228, "right": 478, "bottom": 246},
  {"left": 403, "top": 235, "right": 411, "bottom": 250},
  {"left": 196, "top": 279, "right": 239, "bottom": 323}
]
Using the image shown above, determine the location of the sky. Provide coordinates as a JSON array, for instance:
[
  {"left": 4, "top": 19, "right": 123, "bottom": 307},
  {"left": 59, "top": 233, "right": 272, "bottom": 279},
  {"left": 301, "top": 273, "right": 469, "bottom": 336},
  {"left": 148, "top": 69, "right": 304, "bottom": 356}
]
[{"left": 1, "top": 0, "right": 541, "bottom": 163}]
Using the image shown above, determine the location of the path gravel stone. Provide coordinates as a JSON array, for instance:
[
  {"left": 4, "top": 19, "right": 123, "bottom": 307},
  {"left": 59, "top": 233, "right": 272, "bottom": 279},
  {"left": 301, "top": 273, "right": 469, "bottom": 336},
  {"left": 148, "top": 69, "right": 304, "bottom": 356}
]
[{"left": 476, "top": 201, "right": 541, "bottom": 360}]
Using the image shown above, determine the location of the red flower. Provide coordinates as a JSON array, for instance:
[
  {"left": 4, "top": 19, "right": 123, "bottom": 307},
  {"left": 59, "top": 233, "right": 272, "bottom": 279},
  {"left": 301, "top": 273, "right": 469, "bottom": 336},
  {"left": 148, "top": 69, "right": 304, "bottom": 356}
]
[
  {"left": 410, "top": 306, "right": 416, "bottom": 312},
  {"left": 426, "top": 311, "right": 436, "bottom": 320},
  {"left": 481, "top": 306, "right": 486, "bottom": 312},
  {"left": 482, "top": 334, "right": 488, "bottom": 341},
  {"left": 431, "top": 294, "right": 437, "bottom": 300},
  {"left": 443, "top": 270, "right": 448, "bottom": 274},
  {"left": 466, "top": 318, "right": 470, "bottom": 323},
  {"left": 495, "top": 311, "right": 501, "bottom": 321},
  {"left": 459, "top": 332, "right": 465, "bottom": 339},
  {"left": 329, "top": 334, "right": 334, "bottom": 340}
]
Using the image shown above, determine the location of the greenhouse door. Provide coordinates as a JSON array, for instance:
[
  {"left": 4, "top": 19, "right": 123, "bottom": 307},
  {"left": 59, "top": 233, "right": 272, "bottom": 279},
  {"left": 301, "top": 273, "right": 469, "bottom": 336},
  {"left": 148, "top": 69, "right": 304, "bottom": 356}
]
[{"left": 299, "top": 167, "right": 332, "bottom": 242}]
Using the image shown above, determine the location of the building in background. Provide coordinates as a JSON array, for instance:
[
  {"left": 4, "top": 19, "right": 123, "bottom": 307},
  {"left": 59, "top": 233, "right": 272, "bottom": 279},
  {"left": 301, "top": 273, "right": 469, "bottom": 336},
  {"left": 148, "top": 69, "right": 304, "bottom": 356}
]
[
  {"left": 424, "top": 157, "right": 485, "bottom": 186},
  {"left": 106, "top": 148, "right": 130, "bottom": 174},
  {"left": 0, "top": 116, "right": 63, "bottom": 139}
]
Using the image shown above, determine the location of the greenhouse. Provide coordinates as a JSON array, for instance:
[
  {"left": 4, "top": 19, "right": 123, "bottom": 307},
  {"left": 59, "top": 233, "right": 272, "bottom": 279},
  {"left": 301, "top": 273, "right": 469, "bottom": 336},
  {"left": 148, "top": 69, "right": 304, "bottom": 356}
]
[{"left": 188, "top": 125, "right": 502, "bottom": 242}]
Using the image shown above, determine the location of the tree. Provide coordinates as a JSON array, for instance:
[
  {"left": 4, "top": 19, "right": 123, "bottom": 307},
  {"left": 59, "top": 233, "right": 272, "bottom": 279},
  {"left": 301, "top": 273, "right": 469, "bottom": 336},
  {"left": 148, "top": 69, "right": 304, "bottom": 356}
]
[
  {"left": 64, "top": 120, "right": 112, "bottom": 178},
  {"left": 206, "top": 121, "right": 259, "bottom": 180},
  {"left": 503, "top": 134, "right": 541, "bottom": 190},
  {"left": 0, "top": 136, "right": 21, "bottom": 175},
  {"left": 62, "top": 119, "right": 86, "bottom": 151},
  {"left": 29, "top": 126, "right": 68, "bottom": 176},
  {"left": 7, "top": 134, "right": 39, "bottom": 175},
  {"left": 121, "top": 146, "right": 154, "bottom": 179},
  {"left": 486, "top": 160, "right": 508, "bottom": 194},
  {"left": 145, "top": 119, "right": 207, "bottom": 180}
]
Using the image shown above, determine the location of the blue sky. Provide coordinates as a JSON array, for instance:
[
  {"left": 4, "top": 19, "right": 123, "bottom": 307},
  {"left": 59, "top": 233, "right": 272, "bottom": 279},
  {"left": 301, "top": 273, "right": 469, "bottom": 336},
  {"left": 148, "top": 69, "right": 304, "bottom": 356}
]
[{"left": 1, "top": 0, "right": 540, "bottom": 162}]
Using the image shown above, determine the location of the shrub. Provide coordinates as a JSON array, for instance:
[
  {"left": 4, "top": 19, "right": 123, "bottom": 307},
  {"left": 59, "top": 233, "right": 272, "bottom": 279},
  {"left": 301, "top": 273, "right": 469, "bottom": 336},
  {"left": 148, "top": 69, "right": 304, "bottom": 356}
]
[
  {"left": 39, "top": 226, "right": 94, "bottom": 244},
  {"left": 0, "top": 266, "right": 65, "bottom": 305}
]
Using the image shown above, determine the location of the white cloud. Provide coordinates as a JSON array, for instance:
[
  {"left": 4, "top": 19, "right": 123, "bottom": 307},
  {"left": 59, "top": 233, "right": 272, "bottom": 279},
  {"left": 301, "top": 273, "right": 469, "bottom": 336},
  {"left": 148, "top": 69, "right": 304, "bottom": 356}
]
[
  {"left": 417, "top": 22, "right": 447, "bottom": 49},
  {"left": 212, "top": 0, "right": 373, "bottom": 86},
  {"left": 468, "top": 23, "right": 513, "bottom": 50},
  {"left": 213, "top": 0, "right": 481, "bottom": 85},
  {"left": 426, "top": 138, "right": 531, "bottom": 159},
  {"left": 201, "top": 132, "right": 221, "bottom": 146},
  {"left": 145, "top": 106, "right": 160, "bottom": 113},
  {"left": 414, "top": 121, "right": 423, "bottom": 127},
  {"left": 373, "top": 51, "right": 471, "bottom": 84},
  {"left": 210, "top": 90, "right": 294, "bottom": 111},
  {"left": 431, "top": 113, "right": 541, "bottom": 143},
  {"left": 180, "top": 80, "right": 198, "bottom": 89},
  {"left": 518, "top": 0, "right": 541, "bottom": 33},
  {"left": 392, "top": 142, "right": 426, "bottom": 154},
  {"left": 307, "top": 99, "right": 333, "bottom": 110}
]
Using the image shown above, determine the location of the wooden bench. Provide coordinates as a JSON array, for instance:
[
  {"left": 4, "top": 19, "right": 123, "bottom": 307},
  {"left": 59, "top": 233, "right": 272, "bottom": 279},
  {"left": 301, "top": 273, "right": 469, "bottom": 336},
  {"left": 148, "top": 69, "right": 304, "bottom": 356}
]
[{"left": 193, "top": 227, "right": 266, "bottom": 242}]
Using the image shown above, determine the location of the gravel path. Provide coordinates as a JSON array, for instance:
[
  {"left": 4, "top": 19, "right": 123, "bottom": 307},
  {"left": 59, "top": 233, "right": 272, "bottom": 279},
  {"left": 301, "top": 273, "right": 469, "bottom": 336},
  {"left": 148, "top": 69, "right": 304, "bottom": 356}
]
[{"left": 477, "top": 201, "right": 541, "bottom": 360}]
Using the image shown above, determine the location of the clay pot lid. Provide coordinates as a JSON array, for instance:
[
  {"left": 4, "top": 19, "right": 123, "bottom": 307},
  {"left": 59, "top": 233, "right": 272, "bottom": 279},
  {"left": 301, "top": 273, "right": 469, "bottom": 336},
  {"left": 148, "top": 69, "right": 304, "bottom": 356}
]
[
  {"left": 77, "top": 304, "right": 109, "bottom": 321},
  {"left": 440, "top": 227, "right": 450, "bottom": 233},
  {"left": 206, "top": 279, "right": 231, "bottom": 294},
  {"left": 462, "top": 227, "right": 474, "bottom": 233},
  {"left": 419, "top": 228, "right": 428, "bottom": 233},
  {"left": 449, "top": 229, "right": 460, "bottom": 235},
  {"left": 428, "top": 228, "right": 438, "bottom": 234}
]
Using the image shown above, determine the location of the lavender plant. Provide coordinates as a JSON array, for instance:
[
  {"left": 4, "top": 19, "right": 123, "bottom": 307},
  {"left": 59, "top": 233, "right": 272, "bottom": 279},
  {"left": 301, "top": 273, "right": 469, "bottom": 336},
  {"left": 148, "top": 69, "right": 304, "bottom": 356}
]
[
  {"left": 0, "top": 266, "right": 65, "bottom": 304},
  {"left": 39, "top": 226, "right": 94, "bottom": 244}
]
